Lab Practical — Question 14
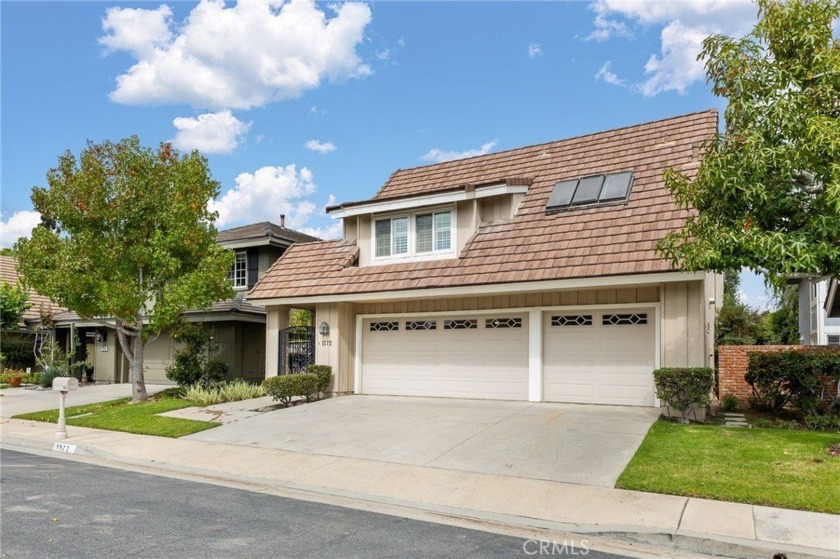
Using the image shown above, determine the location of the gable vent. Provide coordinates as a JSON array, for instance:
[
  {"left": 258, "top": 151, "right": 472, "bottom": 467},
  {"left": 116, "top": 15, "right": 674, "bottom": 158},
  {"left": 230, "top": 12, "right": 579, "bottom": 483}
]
[{"left": 546, "top": 171, "right": 634, "bottom": 214}]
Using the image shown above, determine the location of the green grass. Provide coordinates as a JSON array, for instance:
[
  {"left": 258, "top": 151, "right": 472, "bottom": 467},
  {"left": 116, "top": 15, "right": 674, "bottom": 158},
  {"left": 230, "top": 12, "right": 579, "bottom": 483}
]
[
  {"left": 13, "top": 394, "right": 218, "bottom": 438},
  {"left": 617, "top": 420, "right": 840, "bottom": 514}
]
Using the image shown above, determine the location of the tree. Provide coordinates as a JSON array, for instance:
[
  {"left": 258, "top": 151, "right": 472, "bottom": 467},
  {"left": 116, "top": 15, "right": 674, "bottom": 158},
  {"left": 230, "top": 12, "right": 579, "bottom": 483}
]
[
  {"left": 657, "top": 0, "right": 840, "bottom": 287},
  {"left": 768, "top": 285, "right": 801, "bottom": 344},
  {"left": 0, "top": 282, "right": 30, "bottom": 330},
  {"left": 16, "top": 137, "right": 233, "bottom": 402},
  {"left": 290, "top": 309, "right": 312, "bottom": 327},
  {"left": 716, "top": 270, "right": 774, "bottom": 345},
  {"left": 165, "top": 322, "right": 228, "bottom": 387}
]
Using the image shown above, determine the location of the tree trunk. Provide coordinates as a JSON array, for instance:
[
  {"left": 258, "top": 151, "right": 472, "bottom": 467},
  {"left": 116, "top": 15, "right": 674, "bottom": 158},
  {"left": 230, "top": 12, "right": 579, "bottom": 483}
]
[{"left": 116, "top": 322, "right": 149, "bottom": 403}]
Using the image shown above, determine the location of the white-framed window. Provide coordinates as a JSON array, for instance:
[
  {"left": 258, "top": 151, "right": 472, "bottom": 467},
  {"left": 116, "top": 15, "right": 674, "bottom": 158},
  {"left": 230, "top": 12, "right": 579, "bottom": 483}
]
[
  {"left": 228, "top": 251, "right": 247, "bottom": 288},
  {"left": 374, "top": 208, "right": 454, "bottom": 260}
]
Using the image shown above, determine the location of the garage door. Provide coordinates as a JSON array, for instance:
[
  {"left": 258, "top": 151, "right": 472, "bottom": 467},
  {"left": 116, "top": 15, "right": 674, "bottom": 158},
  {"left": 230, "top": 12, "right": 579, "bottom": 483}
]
[
  {"left": 361, "top": 315, "right": 529, "bottom": 400},
  {"left": 543, "top": 309, "right": 656, "bottom": 406}
]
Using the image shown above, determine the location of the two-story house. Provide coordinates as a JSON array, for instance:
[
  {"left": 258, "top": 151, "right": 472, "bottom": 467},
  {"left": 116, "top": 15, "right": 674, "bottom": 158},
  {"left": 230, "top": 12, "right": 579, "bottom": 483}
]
[
  {"left": 799, "top": 278, "right": 840, "bottom": 345},
  {"left": 51, "top": 220, "right": 318, "bottom": 384},
  {"left": 249, "top": 110, "right": 723, "bottom": 407}
]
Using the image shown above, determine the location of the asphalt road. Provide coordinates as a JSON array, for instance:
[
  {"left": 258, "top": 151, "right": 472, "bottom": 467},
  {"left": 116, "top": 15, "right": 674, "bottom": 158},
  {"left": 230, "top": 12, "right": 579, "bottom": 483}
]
[{"left": 1, "top": 450, "right": 628, "bottom": 559}]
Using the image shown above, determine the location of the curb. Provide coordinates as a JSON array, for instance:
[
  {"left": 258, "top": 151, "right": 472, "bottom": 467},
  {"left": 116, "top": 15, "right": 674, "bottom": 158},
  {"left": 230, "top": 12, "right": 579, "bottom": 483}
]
[{"left": 1, "top": 433, "right": 835, "bottom": 559}]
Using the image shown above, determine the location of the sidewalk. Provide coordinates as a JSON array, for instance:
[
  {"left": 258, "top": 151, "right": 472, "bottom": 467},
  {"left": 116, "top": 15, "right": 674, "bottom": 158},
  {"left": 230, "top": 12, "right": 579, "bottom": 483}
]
[{"left": 1, "top": 418, "right": 837, "bottom": 559}]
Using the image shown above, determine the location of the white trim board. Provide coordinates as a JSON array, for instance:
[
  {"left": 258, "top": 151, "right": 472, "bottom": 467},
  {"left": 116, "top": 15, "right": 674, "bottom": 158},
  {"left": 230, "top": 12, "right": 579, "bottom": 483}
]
[
  {"left": 328, "top": 183, "right": 528, "bottom": 219},
  {"left": 253, "top": 271, "right": 704, "bottom": 306}
]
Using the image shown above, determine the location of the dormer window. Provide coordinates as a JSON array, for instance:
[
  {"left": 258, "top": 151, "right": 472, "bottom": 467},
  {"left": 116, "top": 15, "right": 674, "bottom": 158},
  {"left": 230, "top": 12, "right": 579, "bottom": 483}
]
[
  {"left": 374, "top": 208, "right": 454, "bottom": 260},
  {"left": 228, "top": 251, "right": 247, "bottom": 288}
]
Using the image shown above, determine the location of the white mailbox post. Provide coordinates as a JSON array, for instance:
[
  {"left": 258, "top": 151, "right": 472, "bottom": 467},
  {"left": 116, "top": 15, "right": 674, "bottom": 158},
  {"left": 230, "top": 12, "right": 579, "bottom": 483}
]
[{"left": 52, "top": 377, "right": 79, "bottom": 440}]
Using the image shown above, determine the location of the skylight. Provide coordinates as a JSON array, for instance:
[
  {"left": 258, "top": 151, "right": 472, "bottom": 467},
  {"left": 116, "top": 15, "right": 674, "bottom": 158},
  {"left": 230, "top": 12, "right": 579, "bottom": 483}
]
[{"left": 546, "top": 171, "right": 634, "bottom": 213}]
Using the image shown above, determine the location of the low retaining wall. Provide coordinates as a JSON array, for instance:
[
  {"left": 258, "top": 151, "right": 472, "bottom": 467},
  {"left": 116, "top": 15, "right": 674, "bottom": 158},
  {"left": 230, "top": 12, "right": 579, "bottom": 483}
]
[{"left": 717, "top": 344, "right": 802, "bottom": 400}]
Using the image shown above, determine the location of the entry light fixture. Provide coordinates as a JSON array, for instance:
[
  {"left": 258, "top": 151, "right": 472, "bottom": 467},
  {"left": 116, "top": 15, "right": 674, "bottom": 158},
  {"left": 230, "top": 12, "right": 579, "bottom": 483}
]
[{"left": 319, "top": 321, "right": 330, "bottom": 336}]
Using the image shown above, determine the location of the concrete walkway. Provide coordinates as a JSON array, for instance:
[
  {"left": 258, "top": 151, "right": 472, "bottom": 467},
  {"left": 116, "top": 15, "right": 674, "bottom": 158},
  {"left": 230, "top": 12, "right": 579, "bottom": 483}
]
[
  {"left": 0, "top": 383, "right": 170, "bottom": 419},
  {"left": 1, "top": 419, "right": 836, "bottom": 559}
]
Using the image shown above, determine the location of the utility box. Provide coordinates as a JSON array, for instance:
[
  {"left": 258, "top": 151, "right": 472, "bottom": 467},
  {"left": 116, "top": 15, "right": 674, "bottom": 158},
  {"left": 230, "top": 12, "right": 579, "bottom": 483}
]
[{"left": 52, "top": 377, "right": 79, "bottom": 392}]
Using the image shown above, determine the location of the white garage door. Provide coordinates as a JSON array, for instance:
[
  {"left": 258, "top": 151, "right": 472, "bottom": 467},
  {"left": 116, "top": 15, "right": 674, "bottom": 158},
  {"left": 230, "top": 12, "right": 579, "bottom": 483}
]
[
  {"left": 543, "top": 309, "right": 656, "bottom": 406},
  {"left": 361, "top": 315, "right": 529, "bottom": 400}
]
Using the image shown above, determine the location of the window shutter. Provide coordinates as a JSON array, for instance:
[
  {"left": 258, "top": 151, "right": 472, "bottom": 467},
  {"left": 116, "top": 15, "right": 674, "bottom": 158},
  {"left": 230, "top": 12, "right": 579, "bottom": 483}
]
[{"left": 247, "top": 249, "right": 259, "bottom": 289}]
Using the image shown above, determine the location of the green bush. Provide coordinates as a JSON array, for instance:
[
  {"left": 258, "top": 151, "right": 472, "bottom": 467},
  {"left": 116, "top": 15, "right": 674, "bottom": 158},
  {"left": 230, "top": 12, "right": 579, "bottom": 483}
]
[
  {"left": 39, "top": 367, "right": 65, "bottom": 388},
  {"left": 720, "top": 393, "right": 740, "bottom": 412},
  {"left": 263, "top": 373, "right": 320, "bottom": 407},
  {"left": 182, "top": 380, "right": 267, "bottom": 406},
  {"left": 653, "top": 368, "right": 714, "bottom": 423},
  {"left": 165, "top": 324, "right": 228, "bottom": 387},
  {"left": 306, "top": 365, "right": 333, "bottom": 394},
  {"left": 746, "top": 348, "right": 840, "bottom": 416}
]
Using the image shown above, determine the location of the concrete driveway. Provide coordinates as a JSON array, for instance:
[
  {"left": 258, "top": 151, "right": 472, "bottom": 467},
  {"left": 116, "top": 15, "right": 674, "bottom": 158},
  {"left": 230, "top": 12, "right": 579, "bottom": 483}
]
[
  {"left": 0, "top": 384, "right": 170, "bottom": 419},
  {"left": 186, "top": 395, "right": 659, "bottom": 487}
]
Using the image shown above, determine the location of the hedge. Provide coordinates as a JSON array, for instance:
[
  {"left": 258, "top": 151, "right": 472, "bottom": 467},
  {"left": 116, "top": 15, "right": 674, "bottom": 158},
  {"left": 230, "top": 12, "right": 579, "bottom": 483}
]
[
  {"left": 263, "top": 365, "right": 332, "bottom": 408},
  {"left": 653, "top": 367, "right": 714, "bottom": 423},
  {"left": 746, "top": 347, "right": 840, "bottom": 416}
]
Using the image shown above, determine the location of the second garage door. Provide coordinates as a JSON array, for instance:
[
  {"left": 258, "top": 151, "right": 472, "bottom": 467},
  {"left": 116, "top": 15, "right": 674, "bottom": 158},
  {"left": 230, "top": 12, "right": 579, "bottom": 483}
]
[
  {"left": 361, "top": 315, "right": 529, "bottom": 400},
  {"left": 543, "top": 309, "right": 656, "bottom": 406}
]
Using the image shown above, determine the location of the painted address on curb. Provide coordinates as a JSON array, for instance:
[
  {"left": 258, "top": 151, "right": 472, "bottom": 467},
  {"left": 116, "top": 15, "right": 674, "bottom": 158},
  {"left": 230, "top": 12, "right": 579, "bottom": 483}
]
[{"left": 52, "top": 442, "right": 76, "bottom": 454}]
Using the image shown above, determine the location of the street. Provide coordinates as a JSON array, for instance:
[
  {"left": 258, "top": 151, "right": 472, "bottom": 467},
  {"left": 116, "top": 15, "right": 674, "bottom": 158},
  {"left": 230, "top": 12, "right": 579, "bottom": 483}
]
[{"left": 0, "top": 450, "right": 625, "bottom": 558}]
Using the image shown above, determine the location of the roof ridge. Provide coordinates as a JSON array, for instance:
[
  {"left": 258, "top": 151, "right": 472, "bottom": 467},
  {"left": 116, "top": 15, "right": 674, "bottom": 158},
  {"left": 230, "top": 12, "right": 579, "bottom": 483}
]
[{"left": 385, "top": 109, "right": 718, "bottom": 177}]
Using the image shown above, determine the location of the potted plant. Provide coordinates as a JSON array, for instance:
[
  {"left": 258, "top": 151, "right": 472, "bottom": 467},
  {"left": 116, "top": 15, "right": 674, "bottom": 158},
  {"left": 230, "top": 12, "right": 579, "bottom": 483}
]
[{"left": 5, "top": 370, "right": 26, "bottom": 388}]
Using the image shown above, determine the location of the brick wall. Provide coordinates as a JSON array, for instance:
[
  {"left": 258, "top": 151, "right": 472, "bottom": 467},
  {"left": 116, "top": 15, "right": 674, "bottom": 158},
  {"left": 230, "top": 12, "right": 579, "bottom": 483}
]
[{"left": 717, "top": 345, "right": 803, "bottom": 400}]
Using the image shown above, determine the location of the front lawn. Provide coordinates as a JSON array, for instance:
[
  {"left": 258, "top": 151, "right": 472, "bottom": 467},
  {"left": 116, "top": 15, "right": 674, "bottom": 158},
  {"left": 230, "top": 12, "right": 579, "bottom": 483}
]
[
  {"left": 13, "top": 393, "right": 218, "bottom": 438},
  {"left": 616, "top": 421, "right": 840, "bottom": 514}
]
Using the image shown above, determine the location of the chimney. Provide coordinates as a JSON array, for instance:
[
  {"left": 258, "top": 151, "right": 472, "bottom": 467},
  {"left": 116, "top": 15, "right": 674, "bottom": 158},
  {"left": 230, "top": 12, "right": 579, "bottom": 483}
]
[{"left": 280, "top": 214, "right": 285, "bottom": 228}]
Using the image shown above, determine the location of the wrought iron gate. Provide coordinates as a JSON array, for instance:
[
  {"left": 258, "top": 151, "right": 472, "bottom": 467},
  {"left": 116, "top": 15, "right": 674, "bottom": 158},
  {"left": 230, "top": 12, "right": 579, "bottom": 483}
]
[{"left": 278, "top": 326, "right": 315, "bottom": 375}]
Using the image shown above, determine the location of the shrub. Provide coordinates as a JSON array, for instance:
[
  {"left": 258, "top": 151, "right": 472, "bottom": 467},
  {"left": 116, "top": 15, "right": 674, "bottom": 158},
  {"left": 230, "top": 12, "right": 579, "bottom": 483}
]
[
  {"left": 746, "top": 348, "right": 840, "bottom": 416},
  {"left": 263, "top": 373, "right": 320, "bottom": 407},
  {"left": 182, "top": 380, "right": 267, "bottom": 406},
  {"left": 165, "top": 324, "right": 228, "bottom": 387},
  {"left": 39, "top": 367, "right": 64, "bottom": 388},
  {"left": 720, "top": 393, "right": 740, "bottom": 412},
  {"left": 218, "top": 379, "right": 266, "bottom": 402},
  {"left": 653, "top": 368, "right": 714, "bottom": 423},
  {"left": 306, "top": 365, "right": 333, "bottom": 394},
  {"left": 804, "top": 414, "right": 840, "bottom": 432},
  {"left": 183, "top": 384, "right": 225, "bottom": 406}
]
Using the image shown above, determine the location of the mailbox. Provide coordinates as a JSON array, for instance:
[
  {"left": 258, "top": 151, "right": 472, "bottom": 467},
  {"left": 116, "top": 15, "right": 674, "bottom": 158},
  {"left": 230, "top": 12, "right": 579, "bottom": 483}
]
[{"left": 52, "top": 377, "right": 79, "bottom": 392}]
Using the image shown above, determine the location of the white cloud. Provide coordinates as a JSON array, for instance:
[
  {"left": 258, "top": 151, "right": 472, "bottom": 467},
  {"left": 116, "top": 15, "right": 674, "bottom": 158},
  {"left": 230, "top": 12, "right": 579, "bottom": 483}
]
[
  {"left": 101, "top": 0, "right": 373, "bottom": 110},
  {"left": 301, "top": 221, "right": 343, "bottom": 240},
  {"left": 210, "top": 164, "right": 318, "bottom": 229},
  {"left": 528, "top": 43, "right": 543, "bottom": 58},
  {"left": 171, "top": 110, "right": 251, "bottom": 154},
  {"left": 375, "top": 49, "right": 391, "bottom": 61},
  {"left": 0, "top": 211, "right": 41, "bottom": 248},
  {"left": 309, "top": 106, "right": 327, "bottom": 115},
  {"left": 99, "top": 4, "right": 173, "bottom": 58},
  {"left": 305, "top": 139, "right": 337, "bottom": 154},
  {"left": 589, "top": 0, "right": 756, "bottom": 96},
  {"left": 420, "top": 140, "right": 498, "bottom": 164},
  {"left": 594, "top": 61, "right": 628, "bottom": 87}
]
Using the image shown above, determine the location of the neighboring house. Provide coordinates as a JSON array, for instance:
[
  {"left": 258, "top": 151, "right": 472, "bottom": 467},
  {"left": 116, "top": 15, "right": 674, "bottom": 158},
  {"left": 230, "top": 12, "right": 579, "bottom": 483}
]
[
  {"left": 798, "top": 278, "right": 840, "bottom": 345},
  {"left": 51, "top": 220, "right": 318, "bottom": 384},
  {"left": 249, "top": 110, "right": 723, "bottom": 407},
  {"left": 0, "top": 255, "right": 65, "bottom": 329}
]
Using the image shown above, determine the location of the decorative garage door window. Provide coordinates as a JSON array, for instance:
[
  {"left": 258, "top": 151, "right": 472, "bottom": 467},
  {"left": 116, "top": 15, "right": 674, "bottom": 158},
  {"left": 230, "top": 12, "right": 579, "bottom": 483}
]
[
  {"left": 551, "top": 315, "right": 593, "bottom": 326},
  {"left": 602, "top": 313, "right": 648, "bottom": 326},
  {"left": 485, "top": 318, "right": 522, "bottom": 329},
  {"left": 443, "top": 319, "right": 478, "bottom": 330},
  {"left": 406, "top": 320, "right": 436, "bottom": 331},
  {"left": 370, "top": 321, "right": 399, "bottom": 332}
]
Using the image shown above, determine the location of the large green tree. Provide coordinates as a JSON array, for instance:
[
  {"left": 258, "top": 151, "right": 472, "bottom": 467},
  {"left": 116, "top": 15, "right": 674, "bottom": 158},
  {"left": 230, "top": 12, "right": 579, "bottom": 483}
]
[
  {"left": 16, "top": 137, "right": 233, "bottom": 402},
  {"left": 0, "top": 281, "right": 30, "bottom": 330},
  {"left": 657, "top": 0, "right": 840, "bottom": 286}
]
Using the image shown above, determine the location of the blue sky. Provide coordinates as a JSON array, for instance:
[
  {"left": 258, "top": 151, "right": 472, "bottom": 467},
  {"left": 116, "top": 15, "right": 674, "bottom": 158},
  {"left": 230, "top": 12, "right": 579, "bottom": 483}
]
[{"left": 0, "top": 0, "right": 772, "bottom": 308}]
